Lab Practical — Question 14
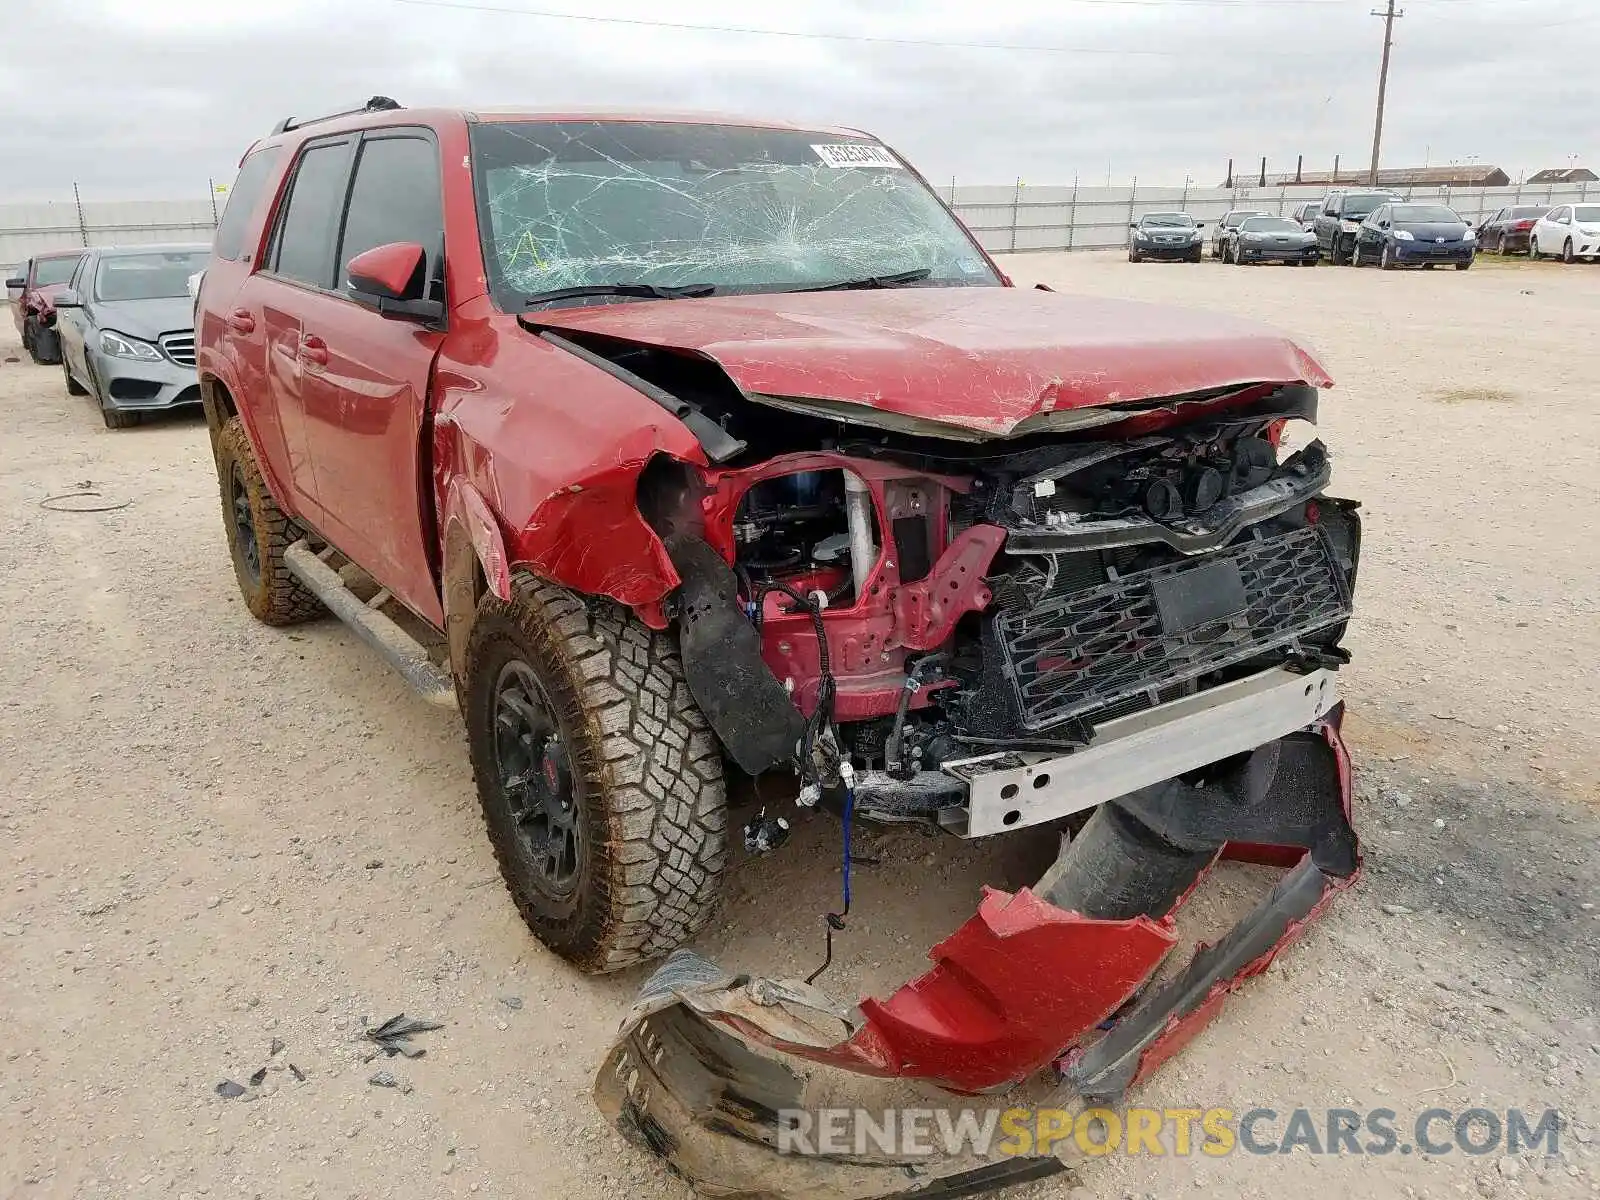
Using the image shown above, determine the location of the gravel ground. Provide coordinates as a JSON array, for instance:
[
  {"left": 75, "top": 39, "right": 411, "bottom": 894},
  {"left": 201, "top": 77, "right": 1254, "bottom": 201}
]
[{"left": 1, "top": 252, "right": 1596, "bottom": 1200}]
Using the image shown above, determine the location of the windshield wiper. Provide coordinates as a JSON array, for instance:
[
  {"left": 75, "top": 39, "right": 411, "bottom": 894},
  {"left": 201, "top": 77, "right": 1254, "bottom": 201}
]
[
  {"left": 519, "top": 282, "right": 716, "bottom": 310},
  {"left": 792, "top": 267, "right": 933, "bottom": 293}
]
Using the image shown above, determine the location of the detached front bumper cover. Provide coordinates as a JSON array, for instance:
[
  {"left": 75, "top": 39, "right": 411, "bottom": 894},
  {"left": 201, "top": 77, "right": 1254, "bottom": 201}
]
[{"left": 596, "top": 722, "right": 1359, "bottom": 1199}]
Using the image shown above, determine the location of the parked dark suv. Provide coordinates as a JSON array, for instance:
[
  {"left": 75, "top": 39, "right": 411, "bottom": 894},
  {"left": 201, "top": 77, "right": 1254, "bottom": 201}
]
[{"left": 198, "top": 97, "right": 1362, "bottom": 1200}]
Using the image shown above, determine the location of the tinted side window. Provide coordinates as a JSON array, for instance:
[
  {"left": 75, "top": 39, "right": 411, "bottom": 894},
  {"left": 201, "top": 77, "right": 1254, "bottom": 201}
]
[
  {"left": 337, "top": 135, "right": 443, "bottom": 292},
  {"left": 270, "top": 142, "right": 353, "bottom": 288},
  {"left": 214, "top": 147, "right": 284, "bottom": 262}
]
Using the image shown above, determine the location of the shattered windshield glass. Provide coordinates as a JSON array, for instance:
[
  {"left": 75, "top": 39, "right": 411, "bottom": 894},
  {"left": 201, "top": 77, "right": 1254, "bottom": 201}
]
[{"left": 469, "top": 120, "right": 999, "bottom": 307}]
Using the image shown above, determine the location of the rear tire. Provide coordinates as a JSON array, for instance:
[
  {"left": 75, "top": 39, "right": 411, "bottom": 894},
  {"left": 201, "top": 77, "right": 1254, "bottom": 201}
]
[
  {"left": 465, "top": 575, "right": 727, "bottom": 973},
  {"left": 63, "top": 357, "right": 87, "bottom": 396},
  {"left": 213, "top": 416, "right": 323, "bottom": 625}
]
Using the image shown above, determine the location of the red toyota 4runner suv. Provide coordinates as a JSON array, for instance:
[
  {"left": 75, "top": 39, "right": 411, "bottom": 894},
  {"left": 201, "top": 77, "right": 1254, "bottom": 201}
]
[{"left": 199, "top": 99, "right": 1361, "bottom": 1196}]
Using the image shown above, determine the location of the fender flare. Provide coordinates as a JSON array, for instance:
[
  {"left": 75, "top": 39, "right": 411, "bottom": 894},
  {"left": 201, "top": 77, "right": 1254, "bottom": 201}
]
[{"left": 440, "top": 476, "right": 512, "bottom": 680}]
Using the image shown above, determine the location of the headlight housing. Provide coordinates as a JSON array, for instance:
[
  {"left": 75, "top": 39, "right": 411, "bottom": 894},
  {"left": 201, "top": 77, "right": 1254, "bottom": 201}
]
[
  {"left": 1461, "top": 229, "right": 1475, "bottom": 242},
  {"left": 1392, "top": 229, "right": 1415, "bottom": 241},
  {"left": 100, "top": 330, "right": 163, "bottom": 361}
]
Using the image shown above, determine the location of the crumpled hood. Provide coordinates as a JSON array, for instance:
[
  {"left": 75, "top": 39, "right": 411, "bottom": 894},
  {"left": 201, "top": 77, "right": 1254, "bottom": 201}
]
[
  {"left": 92, "top": 296, "right": 193, "bottom": 342},
  {"left": 534, "top": 286, "right": 1331, "bottom": 438},
  {"left": 29, "top": 282, "right": 67, "bottom": 314}
]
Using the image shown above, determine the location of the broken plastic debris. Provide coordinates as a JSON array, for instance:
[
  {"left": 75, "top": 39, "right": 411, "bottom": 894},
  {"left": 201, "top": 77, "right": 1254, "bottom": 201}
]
[
  {"left": 248, "top": 1066, "right": 268, "bottom": 1087},
  {"left": 365, "top": 1013, "right": 443, "bottom": 1058},
  {"left": 214, "top": 1080, "right": 246, "bottom": 1099},
  {"left": 288, "top": 1063, "right": 306, "bottom": 1083}
]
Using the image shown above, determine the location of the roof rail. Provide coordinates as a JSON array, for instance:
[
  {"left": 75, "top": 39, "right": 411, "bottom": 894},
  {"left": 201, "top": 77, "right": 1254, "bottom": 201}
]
[{"left": 271, "top": 96, "right": 403, "bottom": 137}]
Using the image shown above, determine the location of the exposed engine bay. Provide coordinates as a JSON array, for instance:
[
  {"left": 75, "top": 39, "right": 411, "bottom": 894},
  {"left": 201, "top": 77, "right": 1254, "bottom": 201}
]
[{"left": 650, "top": 378, "right": 1360, "bottom": 844}]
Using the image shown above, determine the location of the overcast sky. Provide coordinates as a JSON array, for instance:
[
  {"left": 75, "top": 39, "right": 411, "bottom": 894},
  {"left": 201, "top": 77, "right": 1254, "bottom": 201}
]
[{"left": 1, "top": 0, "right": 1592, "bottom": 202}]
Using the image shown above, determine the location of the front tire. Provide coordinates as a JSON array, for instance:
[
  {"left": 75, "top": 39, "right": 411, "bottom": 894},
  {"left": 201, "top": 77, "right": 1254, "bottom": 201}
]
[
  {"left": 102, "top": 406, "right": 140, "bottom": 429},
  {"left": 213, "top": 416, "right": 323, "bottom": 625},
  {"left": 26, "top": 319, "right": 60, "bottom": 364},
  {"left": 1562, "top": 239, "right": 1575, "bottom": 264},
  {"left": 465, "top": 576, "right": 727, "bottom": 973},
  {"left": 1380, "top": 243, "right": 1395, "bottom": 270},
  {"left": 1352, "top": 243, "right": 1364, "bottom": 267}
]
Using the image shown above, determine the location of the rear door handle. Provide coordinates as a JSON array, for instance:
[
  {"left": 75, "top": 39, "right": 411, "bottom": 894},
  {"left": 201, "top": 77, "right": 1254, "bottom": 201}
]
[
  {"left": 299, "top": 334, "right": 328, "bottom": 366},
  {"left": 225, "top": 308, "right": 255, "bottom": 334}
]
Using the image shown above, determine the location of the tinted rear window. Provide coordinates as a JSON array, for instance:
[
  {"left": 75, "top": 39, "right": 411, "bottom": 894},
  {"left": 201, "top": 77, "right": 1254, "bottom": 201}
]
[
  {"left": 270, "top": 142, "right": 352, "bottom": 288},
  {"left": 215, "top": 147, "right": 284, "bottom": 262}
]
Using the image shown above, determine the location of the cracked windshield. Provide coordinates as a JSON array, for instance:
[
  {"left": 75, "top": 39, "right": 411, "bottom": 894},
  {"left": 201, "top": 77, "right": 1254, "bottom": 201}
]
[{"left": 469, "top": 120, "right": 999, "bottom": 307}]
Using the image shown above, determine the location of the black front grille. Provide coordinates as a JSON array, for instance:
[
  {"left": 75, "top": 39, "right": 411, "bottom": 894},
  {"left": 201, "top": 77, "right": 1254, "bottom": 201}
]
[{"left": 995, "top": 525, "right": 1351, "bottom": 731}]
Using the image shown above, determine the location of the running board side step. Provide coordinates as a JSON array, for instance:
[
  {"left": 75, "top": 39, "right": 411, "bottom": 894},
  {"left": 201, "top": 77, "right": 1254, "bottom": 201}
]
[{"left": 283, "top": 540, "right": 457, "bottom": 710}]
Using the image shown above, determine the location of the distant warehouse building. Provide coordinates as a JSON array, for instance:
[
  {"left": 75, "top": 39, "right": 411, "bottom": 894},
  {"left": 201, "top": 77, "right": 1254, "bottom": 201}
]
[
  {"left": 1249, "top": 165, "right": 1511, "bottom": 188},
  {"left": 1527, "top": 167, "right": 1597, "bottom": 184}
]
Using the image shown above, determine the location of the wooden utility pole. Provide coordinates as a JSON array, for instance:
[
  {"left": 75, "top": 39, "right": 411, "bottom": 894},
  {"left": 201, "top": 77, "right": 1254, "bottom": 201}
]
[{"left": 1367, "top": 0, "right": 1403, "bottom": 186}]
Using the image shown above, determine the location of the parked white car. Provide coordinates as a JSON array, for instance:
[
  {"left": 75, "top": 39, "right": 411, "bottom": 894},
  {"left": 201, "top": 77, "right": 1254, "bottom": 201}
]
[{"left": 1528, "top": 204, "right": 1600, "bottom": 263}]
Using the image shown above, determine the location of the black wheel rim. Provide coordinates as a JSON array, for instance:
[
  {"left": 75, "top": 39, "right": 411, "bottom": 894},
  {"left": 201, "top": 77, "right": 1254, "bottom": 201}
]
[
  {"left": 230, "top": 463, "right": 260, "bottom": 586},
  {"left": 493, "top": 660, "right": 582, "bottom": 899}
]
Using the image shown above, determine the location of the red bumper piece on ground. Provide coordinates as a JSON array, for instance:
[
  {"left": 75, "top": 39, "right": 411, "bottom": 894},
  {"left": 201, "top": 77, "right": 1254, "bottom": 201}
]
[{"left": 841, "top": 889, "right": 1176, "bottom": 1093}]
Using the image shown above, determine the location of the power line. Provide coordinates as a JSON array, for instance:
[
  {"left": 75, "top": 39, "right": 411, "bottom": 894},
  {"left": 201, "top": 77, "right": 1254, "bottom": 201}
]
[{"left": 379, "top": 0, "right": 1346, "bottom": 60}]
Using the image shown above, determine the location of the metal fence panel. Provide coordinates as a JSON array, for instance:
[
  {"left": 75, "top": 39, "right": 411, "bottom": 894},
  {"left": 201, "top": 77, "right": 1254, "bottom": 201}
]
[{"left": 4, "top": 179, "right": 1592, "bottom": 265}]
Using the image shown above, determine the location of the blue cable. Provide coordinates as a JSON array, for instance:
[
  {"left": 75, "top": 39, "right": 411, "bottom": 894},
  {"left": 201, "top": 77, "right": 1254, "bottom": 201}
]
[{"left": 841, "top": 786, "right": 854, "bottom": 911}]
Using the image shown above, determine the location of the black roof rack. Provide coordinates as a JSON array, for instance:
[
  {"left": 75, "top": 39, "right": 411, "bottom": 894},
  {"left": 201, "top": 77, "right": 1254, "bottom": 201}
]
[{"left": 271, "top": 96, "right": 403, "bottom": 136}]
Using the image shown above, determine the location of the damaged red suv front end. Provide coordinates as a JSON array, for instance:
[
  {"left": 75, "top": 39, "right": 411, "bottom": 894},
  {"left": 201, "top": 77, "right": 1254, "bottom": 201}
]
[{"left": 470, "top": 118, "right": 1363, "bottom": 1197}]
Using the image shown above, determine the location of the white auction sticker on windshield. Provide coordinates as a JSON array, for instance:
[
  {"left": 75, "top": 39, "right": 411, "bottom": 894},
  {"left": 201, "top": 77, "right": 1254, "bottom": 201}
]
[{"left": 812, "top": 143, "right": 904, "bottom": 169}]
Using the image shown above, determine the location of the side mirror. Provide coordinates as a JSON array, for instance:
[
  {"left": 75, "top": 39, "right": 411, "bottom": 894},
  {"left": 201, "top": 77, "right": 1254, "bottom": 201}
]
[
  {"left": 347, "top": 241, "right": 443, "bottom": 322},
  {"left": 1195, "top": 222, "right": 1206, "bottom": 229},
  {"left": 1128, "top": 222, "right": 1139, "bottom": 230},
  {"left": 5, "top": 276, "right": 24, "bottom": 290},
  {"left": 53, "top": 288, "right": 82, "bottom": 308}
]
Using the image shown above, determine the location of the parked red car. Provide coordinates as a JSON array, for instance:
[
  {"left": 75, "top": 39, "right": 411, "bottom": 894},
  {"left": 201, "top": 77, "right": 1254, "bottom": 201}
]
[
  {"left": 197, "top": 99, "right": 1361, "bottom": 1199},
  {"left": 7, "top": 249, "right": 84, "bottom": 363}
]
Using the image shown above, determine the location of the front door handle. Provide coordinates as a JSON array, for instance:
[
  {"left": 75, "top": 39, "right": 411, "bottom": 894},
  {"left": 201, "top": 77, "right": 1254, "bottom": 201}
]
[
  {"left": 299, "top": 334, "right": 328, "bottom": 366},
  {"left": 225, "top": 308, "right": 255, "bottom": 335}
]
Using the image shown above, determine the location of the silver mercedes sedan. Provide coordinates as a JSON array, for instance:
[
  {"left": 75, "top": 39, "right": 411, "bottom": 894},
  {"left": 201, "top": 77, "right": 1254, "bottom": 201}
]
[{"left": 54, "top": 244, "right": 210, "bottom": 429}]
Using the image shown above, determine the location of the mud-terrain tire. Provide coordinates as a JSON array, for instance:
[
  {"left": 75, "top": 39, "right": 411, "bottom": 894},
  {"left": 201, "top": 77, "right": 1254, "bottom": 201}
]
[
  {"left": 1044, "top": 803, "right": 1216, "bottom": 920},
  {"left": 465, "top": 575, "right": 727, "bottom": 973},
  {"left": 213, "top": 416, "right": 323, "bottom": 625},
  {"left": 63, "top": 357, "right": 87, "bottom": 396}
]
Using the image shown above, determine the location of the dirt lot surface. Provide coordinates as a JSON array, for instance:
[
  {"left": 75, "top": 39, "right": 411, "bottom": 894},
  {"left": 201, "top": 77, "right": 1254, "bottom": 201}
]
[{"left": 2, "top": 253, "right": 1596, "bottom": 1200}]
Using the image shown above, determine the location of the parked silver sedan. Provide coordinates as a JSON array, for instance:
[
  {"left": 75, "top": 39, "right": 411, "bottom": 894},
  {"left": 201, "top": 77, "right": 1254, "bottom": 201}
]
[{"left": 55, "top": 244, "right": 210, "bottom": 428}]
